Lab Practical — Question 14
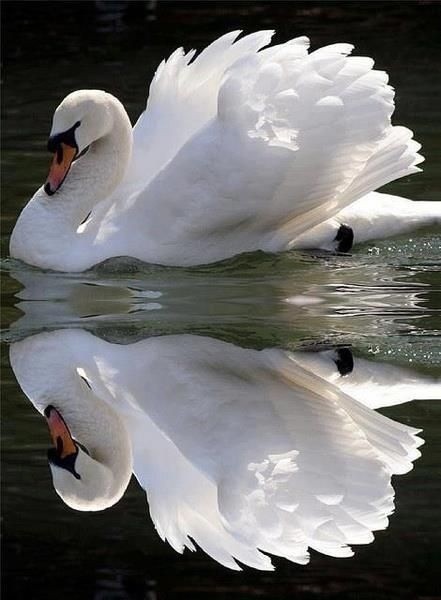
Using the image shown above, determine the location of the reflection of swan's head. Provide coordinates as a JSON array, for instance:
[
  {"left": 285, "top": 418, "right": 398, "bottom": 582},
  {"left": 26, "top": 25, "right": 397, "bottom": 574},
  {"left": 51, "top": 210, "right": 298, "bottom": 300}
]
[
  {"left": 42, "top": 396, "right": 133, "bottom": 512},
  {"left": 45, "top": 89, "right": 130, "bottom": 196},
  {"left": 9, "top": 332, "right": 133, "bottom": 512},
  {"left": 49, "top": 451, "right": 117, "bottom": 512}
]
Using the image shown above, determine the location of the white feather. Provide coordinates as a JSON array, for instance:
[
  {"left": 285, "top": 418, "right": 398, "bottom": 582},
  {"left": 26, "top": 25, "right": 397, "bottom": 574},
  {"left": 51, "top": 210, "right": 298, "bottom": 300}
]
[
  {"left": 10, "top": 32, "right": 431, "bottom": 271},
  {"left": 10, "top": 331, "right": 424, "bottom": 569}
]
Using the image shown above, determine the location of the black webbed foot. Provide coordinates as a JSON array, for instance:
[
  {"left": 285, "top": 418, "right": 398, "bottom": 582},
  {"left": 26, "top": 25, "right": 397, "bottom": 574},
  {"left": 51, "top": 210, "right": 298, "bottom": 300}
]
[
  {"left": 333, "top": 348, "right": 354, "bottom": 376},
  {"left": 334, "top": 224, "right": 354, "bottom": 252}
]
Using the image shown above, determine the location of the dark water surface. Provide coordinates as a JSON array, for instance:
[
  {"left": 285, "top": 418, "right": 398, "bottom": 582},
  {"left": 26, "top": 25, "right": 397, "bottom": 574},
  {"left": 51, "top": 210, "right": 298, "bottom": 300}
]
[{"left": 2, "top": 3, "right": 441, "bottom": 600}]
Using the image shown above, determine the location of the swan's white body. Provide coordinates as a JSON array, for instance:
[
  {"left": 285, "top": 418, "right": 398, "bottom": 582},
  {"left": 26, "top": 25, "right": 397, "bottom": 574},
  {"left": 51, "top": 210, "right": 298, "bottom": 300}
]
[
  {"left": 10, "top": 31, "right": 437, "bottom": 272},
  {"left": 293, "top": 192, "right": 441, "bottom": 252},
  {"left": 10, "top": 330, "right": 424, "bottom": 570}
]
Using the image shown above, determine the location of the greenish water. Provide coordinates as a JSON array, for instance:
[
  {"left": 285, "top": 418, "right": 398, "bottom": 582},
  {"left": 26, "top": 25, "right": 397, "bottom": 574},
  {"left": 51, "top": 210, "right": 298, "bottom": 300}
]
[{"left": 1, "top": 3, "right": 441, "bottom": 600}]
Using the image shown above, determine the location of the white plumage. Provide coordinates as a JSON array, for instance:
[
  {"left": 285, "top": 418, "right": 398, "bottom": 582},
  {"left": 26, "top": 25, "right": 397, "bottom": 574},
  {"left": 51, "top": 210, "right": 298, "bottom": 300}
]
[
  {"left": 293, "top": 346, "right": 441, "bottom": 408},
  {"left": 10, "top": 31, "right": 434, "bottom": 272},
  {"left": 10, "top": 330, "right": 424, "bottom": 570}
]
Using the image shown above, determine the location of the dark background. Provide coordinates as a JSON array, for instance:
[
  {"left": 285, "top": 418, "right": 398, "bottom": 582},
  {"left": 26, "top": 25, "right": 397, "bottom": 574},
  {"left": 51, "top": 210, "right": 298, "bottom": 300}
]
[{"left": 3, "top": 1, "right": 441, "bottom": 64}]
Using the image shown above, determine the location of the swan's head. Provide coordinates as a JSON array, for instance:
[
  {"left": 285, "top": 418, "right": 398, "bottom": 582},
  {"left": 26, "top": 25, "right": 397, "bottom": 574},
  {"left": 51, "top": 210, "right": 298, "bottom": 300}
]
[
  {"left": 44, "top": 90, "right": 117, "bottom": 196},
  {"left": 44, "top": 403, "right": 132, "bottom": 512}
]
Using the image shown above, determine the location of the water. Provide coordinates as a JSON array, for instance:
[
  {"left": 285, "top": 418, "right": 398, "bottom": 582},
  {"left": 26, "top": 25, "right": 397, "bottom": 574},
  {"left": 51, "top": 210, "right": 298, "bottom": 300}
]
[{"left": 1, "top": 3, "right": 441, "bottom": 600}]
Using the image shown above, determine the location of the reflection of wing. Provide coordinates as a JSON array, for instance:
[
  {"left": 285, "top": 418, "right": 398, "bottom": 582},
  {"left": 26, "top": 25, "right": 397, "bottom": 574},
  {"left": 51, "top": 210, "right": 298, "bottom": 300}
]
[
  {"left": 118, "top": 335, "right": 422, "bottom": 569},
  {"left": 127, "top": 414, "right": 273, "bottom": 570},
  {"left": 10, "top": 330, "right": 424, "bottom": 570},
  {"left": 292, "top": 348, "right": 441, "bottom": 408}
]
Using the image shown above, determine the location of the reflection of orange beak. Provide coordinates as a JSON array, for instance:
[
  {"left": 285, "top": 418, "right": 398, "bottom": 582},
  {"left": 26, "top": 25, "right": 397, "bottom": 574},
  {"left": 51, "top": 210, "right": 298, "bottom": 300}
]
[
  {"left": 45, "top": 143, "right": 77, "bottom": 195},
  {"left": 45, "top": 406, "right": 77, "bottom": 459}
]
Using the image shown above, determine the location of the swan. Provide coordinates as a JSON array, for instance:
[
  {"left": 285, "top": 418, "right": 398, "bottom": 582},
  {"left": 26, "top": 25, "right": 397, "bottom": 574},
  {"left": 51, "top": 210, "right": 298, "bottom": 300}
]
[
  {"left": 9, "top": 31, "right": 438, "bottom": 272},
  {"left": 292, "top": 192, "right": 441, "bottom": 253},
  {"left": 292, "top": 347, "right": 441, "bottom": 408},
  {"left": 10, "top": 329, "right": 423, "bottom": 570}
]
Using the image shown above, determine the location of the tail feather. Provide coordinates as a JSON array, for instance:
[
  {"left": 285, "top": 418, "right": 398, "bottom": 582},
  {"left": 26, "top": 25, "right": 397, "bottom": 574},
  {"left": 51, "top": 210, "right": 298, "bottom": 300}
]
[{"left": 340, "top": 126, "right": 424, "bottom": 203}]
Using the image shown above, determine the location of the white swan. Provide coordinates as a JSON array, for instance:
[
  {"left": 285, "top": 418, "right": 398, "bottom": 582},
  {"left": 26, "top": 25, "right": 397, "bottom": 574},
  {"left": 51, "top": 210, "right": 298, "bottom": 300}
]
[
  {"left": 10, "top": 31, "right": 437, "bottom": 272},
  {"left": 10, "top": 329, "right": 423, "bottom": 570}
]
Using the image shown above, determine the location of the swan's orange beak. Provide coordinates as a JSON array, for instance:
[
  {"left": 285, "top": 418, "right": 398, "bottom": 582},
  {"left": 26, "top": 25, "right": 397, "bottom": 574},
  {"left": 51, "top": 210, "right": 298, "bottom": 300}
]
[
  {"left": 44, "top": 405, "right": 77, "bottom": 459},
  {"left": 45, "top": 143, "right": 77, "bottom": 195}
]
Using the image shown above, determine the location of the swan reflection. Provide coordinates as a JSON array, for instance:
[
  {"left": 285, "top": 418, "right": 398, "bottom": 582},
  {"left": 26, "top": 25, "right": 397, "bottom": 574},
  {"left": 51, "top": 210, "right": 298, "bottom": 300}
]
[
  {"left": 10, "top": 330, "right": 432, "bottom": 570},
  {"left": 294, "top": 347, "right": 440, "bottom": 409}
]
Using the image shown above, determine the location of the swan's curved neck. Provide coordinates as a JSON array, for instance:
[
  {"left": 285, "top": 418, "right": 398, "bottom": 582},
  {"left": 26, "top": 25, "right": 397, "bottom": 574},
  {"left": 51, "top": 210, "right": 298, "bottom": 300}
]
[
  {"left": 52, "top": 382, "right": 132, "bottom": 482},
  {"left": 10, "top": 98, "right": 132, "bottom": 271}
]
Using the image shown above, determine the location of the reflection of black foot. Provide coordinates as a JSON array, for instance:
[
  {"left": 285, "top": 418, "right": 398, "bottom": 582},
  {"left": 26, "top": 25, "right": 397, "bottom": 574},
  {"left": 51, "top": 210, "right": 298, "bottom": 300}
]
[
  {"left": 334, "top": 224, "right": 354, "bottom": 252},
  {"left": 334, "top": 348, "right": 354, "bottom": 376}
]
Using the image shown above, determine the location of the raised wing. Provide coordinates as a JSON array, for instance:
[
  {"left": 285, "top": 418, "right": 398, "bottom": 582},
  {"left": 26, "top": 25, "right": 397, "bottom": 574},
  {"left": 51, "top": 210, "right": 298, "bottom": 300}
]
[
  {"left": 123, "top": 30, "right": 274, "bottom": 192},
  {"left": 122, "top": 34, "right": 422, "bottom": 264}
]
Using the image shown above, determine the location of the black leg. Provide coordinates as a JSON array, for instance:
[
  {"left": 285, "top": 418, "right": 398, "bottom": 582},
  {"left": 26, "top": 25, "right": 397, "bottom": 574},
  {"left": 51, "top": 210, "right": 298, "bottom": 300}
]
[
  {"left": 333, "top": 348, "right": 354, "bottom": 376},
  {"left": 334, "top": 224, "right": 354, "bottom": 252}
]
